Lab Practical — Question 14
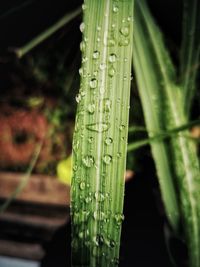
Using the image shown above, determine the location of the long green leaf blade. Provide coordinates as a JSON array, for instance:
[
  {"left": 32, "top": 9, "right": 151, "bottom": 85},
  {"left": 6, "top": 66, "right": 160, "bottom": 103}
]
[
  {"left": 135, "top": 1, "right": 200, "bottom": 266},
  {"left": 180, "top": 0, "right": 200, "bottom": 116},
  {"left": 133, "top": 1, "right": 180, "bottom": 231},
  {"left": 11, "top": 7, "right": 81, "bottom": 58},
  {"left": 71, "top": 1, "right": 133, "bottom": 266}
]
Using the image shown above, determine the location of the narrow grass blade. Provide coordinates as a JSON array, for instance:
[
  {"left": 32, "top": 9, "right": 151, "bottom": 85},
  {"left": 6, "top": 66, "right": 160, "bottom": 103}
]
[
  {"left": 0, "top": 143, "right": 42, "bottom": 213},
  {"left": 180, "top": 0, "right": 200, "bottom": 116},
  {"left": 0, "top": 0, "right": 34, "bottom": 20},
  {"left": 133, "top": 1, "right": 180, "bottom": 231},
  {"left": 129, "top": 119, "right": 200, "bottom": 134},
  {"left": 10, "top": 7, "right": 81, "bottom": 58},
  {"left": 71, "top": 1, "right": 133, "bottom": 266},
  {"left": 135, "top": 1, "right": 200, "bottom": 266}
]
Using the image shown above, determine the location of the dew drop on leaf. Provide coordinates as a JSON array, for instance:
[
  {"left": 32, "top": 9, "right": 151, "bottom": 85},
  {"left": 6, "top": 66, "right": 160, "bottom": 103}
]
[
  {"left": 109, "top": 240, "right": 116, "bottom": 248},
  {"left": 89, "top": 78, "right": 98, "bottom": 89},
  {"left": 108, "top": 67, "right": 116, "bottom": 77},
  {"left": 105, "top": 137, "right": 113, "bottom": 145},
  {"left": 104, "top": 98, "right": 112, "bottom": 112},
  {"left": 93, "top": 50, "right": 100, "bottom": 59},
  {"left": 117, "top": 152, "right": 122, "bottom": 158},
  {"left": 100, "top": 63, "right": 106, "bottom": 70},
  {"left": 85, "top": 196, "right": 92, "bottom": 203},
  {"left": 114, "top": 213, "right": 125, "bottom": 225},
  {"left": 78, "top": 231, "right": 84, "bottom": 239},
  {"left": 75, "top": 93, "right": 81, "bottom": 103},
  {"left": 87, "top": 103, "right": 95, "bottom": 114},
  {"left": 109, "top": 53, "right": 117, "bottom": 63},
  {"left": 88, "top": 136, "right": 94, "bottom": 143},
  {"left": 82, "top": 155, "right": 94, "bottom": 167},
  {"left": 82, "top": 56, "right": 88, "bottom": 63},
  {"left": 119, "top": 38, "right": 130, "bottom": 46},
  {"left": 82, "top": 3, "right": 86, "bottom": 10},
  {"left": 80, "top": 41, "right": 86, "bottom": 52},
  {"left": 79, "top": 68, "right": 83, "bottom": 76},
  {"left": 86, "top": 122, "right": 110, "bottom": 132},
  {"left": 119, "top": 124, "right": 125, "bottom": 131},
  {"left": 79, "top": 182, "right": 86, "bottom": 190},
  {"left": 113, "top": 5, "right": 119, "bottom": 13},
  {"left": 120, "top": 26, "right": 130, "bottom": 36},
  {"left": 79, "top": 22, "right": 85, "bottom": 32},
  {"left": 103, "top": 154, "right": 112, "bottom": 165}
]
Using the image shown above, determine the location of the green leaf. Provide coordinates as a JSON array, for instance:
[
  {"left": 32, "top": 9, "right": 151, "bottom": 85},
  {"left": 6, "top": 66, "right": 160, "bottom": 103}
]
[
  {"left": 180, "top": 0, "right": 200, "bottom": 116},
  {"left": 11, "top": 7, "right": 82, "bottom": 58},
  {"left": 133, "top": 0, "right": 180, "bottom": 231},
  {"left": 71, "top": 1, "right": 133, "bottom": 266},
  {"left": 134, "top": 1, "right": 200, "bottom": 266}
]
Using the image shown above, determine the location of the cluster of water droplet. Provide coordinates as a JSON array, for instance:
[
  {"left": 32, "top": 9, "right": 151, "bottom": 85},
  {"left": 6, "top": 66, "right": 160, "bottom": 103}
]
[{"left": 71, "top": 2, "right": 134, "bottom": 266}]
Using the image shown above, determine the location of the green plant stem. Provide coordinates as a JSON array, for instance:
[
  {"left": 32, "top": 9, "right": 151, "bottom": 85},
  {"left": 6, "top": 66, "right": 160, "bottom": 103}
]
[
  {"left": 136, "top": 1, "right": 200, "bottom": 266},
  {"left": 133, "top": 0, "right": 180, "bottom": 232},
  {"left": 180, "top": 0, "right": 200, "bottom": 117},
  {"left": 128, "top": 134, "right": 200, "bottom": 152},
  {"left": 0, "top": 0, "right": 34, "bottom": 20},
  {"left": 0, "top": 143, "right": 42, "bottom": 213},
  {"left": 128, "top": 119, "right": 200, "bottom": 134},
  {"left": 11, "top": 7, "right": 81, "bottom": 58},
  {"left": 128, "top": 119, "right": 200, "bottom": 151},
  {"left": 71, "top": 1, "right": 133, "bottom": 266}
]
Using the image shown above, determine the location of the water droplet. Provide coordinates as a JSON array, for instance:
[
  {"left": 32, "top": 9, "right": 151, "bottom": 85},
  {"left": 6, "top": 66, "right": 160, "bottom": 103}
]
[
  {"left": 73, "top": 210, "right": 90, "bottom": 224},
  {"left": 105, "top": 137, "right": 113, "bottom": 145},
  {"left": 85, "top": 196, "right": 92, "bottom": 203},
  {"left": 120, "top": 26, "right": 130, "bottom": 36},
  {"left": 109, "top": 53, "right": 117, "bottom": 63},
  {"left": 104, "top": 98, "right": 112, "bottom": 112},
  {"left": 113, "top": 5, "right": 119, "bottom": 13},
  {"left": 75, "top": 93, "right": 81, "bottom": 103},
  {"left": 88, "top": 136, "right": 94, "bottom": 143},
  {"left": 82, "top": 56, "right": 88, "bottom": 63},
  {"left": 82, "top": 4, "right": 86, "bottom": 10},
  {"left": 100, "top": 63, "right": 106, "bottom": 70},
  {"left": 87, "top": 103, "right": 95, "bottom": 114},
  {"left": 89, "top": 78, "right": 98, "bottom": 89},
  {"left": 82, "top": 155, "right": 94, "bottom": 167},
  {"left": 73, "top": 140, "right": 80, "bottom": 151},
  {"left": 94, "top": 192, "right": 105, "bottom": 202},
  {"left": 104, "top": 33, "right": 116, "bottom": 47},
  {"left": 93, "top": 211, "right": 105, "bottom": 221},
  {"left": 79, "top": 182, "right": 86, "bottom": 190},
  {"left": 73, "top": 165, "right": 78, "bottom": 172},
  {"left": 96, "top": 235, "right": 104, "bottom": 246},
  {"left": 123, "top": 75, "right": 127, "bottom": 81},
  {"left": 108, "top": 67, "right": 116, "bottom": 77},
  {"left": 93, "top": 70, "right": 98, "bottom": 76},
  {"left": 79, "top": 22, "right": 85, "bottom": 32},
  {"left": 78, "top": 231, "right": 84, "bottom": 239},
  {"left": 114, "top": 213, "right": 125, "bottom": 225},
  {"left": 103, "top": 154, "right": 112, "bottom": 165},
  {"left": 80, "top": 90, "right": 86, "bottom": 97},
  {"left": 80, "top": 41, "right": 86, "bottom": 52},
  {"left": 86, "top": 122, "right": 110, "bottom": 132},
  {"left": 119, "top": 38, "right": 130, "bottom": 46},
  {"left": 93, "top": 50, "right": 100, "bottom": 59},
  {"left": 79, "top": 68, "right": 83, "bottom": 76},
  {"left": 117, "top": 152, "right": 122, "bottom": 158},
  {"left": 109, "top": 240, "right": 116, "bottom": 248},
  {"left": 119, "top": 124, "right": 125, "bottom": 131}
]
